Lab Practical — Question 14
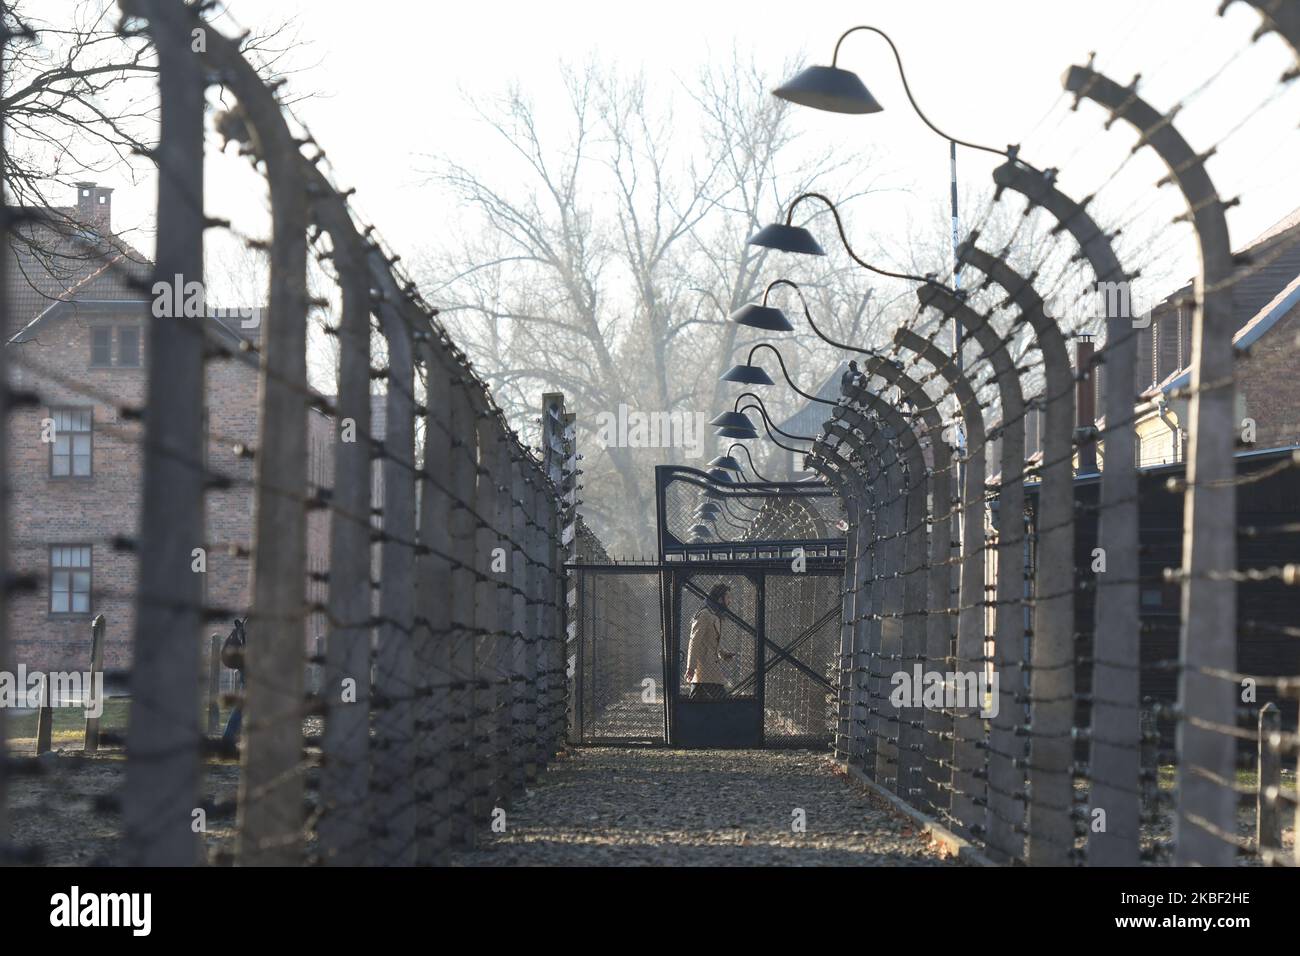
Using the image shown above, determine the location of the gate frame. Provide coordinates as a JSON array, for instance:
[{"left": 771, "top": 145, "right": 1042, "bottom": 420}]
[{"left": 570, "top": 561, "right": 669, "bottom": 746}]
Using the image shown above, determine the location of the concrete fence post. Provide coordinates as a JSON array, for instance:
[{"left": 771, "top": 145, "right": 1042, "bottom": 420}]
[
  {"left": 35, "top": 675, "right": 52, "bottom": 756},
  {"left": 1065, "top": 62, "right": 1238, "bottom": 868},
  {"left": 370, "top": 262, "right": 417, "bottom": 866},
  {"left": 446, "top": 378, "right": 480, "bottom": 848},
  {"left": 509, "top": 451, "right": 531, "bottom": 793},
  {"left": 313, "top": 173, "right": 374, "bottom": 868},
  {"left": 120, "top": 0, "right": 207, "bottom": 867},
  {"left": 959, "top": 244, "right": 1076, "bottom": 865},
  {"left": 894, "top": 328, "right": 989, "bottom": 841},
  {"left": 993, "top": 159, "right": 1141, "bottom": 867},
  {"left": 206, "top": 633, "right": 222, "bottom": 736},
  {"left": 415, "top": 335, "right": 455, "bottom": 862},
  {"left": 1257, "top": 702, "right": 1280, "bottom": 857},
  {"left": 920, "top": 282, "right": 1027, "bottom": 862},
  {"left": 199, "top": 17, "right": 311, "bottom": 867},
  {"left": 84, "top": 615, "right": 107, "bottom": 753}
]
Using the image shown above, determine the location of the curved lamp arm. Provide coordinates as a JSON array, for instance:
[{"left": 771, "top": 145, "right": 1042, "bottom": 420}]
[
  {"left": 762, "top": 278, "right": 885, "bottom": 358},
  {"left": 742, "top": 343, "right": 837, "bottom": 406},
  {"left": 728, "top": 442, "right": 776, "bottom": 484},
  {"left": 831, "top": 25, "right": 1032, "bottom": 167},
  {"left": 735, "top": 399, "right": 814, "bottom": 454},
  {"left": 783, "top": 191, "right": 928, "bottom": 283}
]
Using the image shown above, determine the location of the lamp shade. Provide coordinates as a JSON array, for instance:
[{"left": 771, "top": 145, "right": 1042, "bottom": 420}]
[
  {"left": 772, "top": 65, "right": 883, "bottom": 115},
  {"left": 708, "top": 455, "right": 742, "bottom": 473},
  {"left": 707, "top": 468, "right": 733, "bottom": 483},
  {"left": 710, "top": 410, "right": 754, "bottom": 429},
  {"left": 729, "top": 303, "right": 795, "bottom": 332},
  {"left": 720, "top": 363, "right": 776, "bottom": 386},
  {"left": 689, "top": 524, "right": 713, "bottom": 539},
  {"left": 747, "top": 222, "right": 826, "bottom": 256},
  {"left": 715, "top": 424, "right": 759, "bottom": 440},
  {"left": 695, "top": 502, "right": 722, "bottom": 516}
]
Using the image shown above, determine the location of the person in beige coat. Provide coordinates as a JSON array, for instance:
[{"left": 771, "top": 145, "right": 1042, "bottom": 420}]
[{"left": 684, "top": 583, "right": 734, "bottom": 700}]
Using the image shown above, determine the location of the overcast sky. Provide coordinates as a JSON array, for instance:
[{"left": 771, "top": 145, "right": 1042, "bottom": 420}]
[{"left": 93, "top": 0, "right": 1300, "bottom": 306}]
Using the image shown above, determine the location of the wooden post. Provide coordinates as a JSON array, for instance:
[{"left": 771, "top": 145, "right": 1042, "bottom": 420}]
[
  {"left": 121, "top": 0, "right": 206, "bottom": 867},
  {"left": 1257, "top": 702, "right": 1281, "bottom": 856},
  {"left": 84, "top": 615, "right": 107, "bottom": 753}
]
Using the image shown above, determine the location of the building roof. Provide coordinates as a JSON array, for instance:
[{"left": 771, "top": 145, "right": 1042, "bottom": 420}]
[
  {"left": 778, "top": 362, "right": 850, "bottom": 439},
  {"left": 4, "top": 207, "right": 150, "bottom": 335},
  {"left": 1150, "top": 269, "right": 1300, "bottom": 397}
]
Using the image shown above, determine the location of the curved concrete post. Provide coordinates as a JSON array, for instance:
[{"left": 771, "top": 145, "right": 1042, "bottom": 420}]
[
  {"left": 991, "top": 160, "right": 1140, "bottom": 866},
  {"left": 830, "top": 415, "right": 900, "bottom": 783},
  {"left": 818, "top": 427, "right": 882, "bottom": 770},
  {"left": 837, "top": 395, "right": 928, "bottom": 804},
  {"left": 862, "top": 358, "right": 956, "bottom": 819},
  {"left": 895, "top": 327, "right": 990, "bottom": 839},
  {"left": 306, "top": 167, "right": 373, "bottom": 867},
  {"left": 808, "top": 443, "right": 862, "bottom": 764},
  {"left": 1065, "top": 63, "right": 1237, "bottom": 866},
  {"left": 366, "top": 251, "right": 418, "bottom": 865},
  {"left": 201, "top": 19, "right": 310, "bottom": 867},
  {"left": 918, "top": 281, "right": 1027, "bottom": 863},
  {"left": 414, "top": 336, "right": 455, "bottom": 863},
  {"left": 957, "top": 242, "right": 1077, "bottom": 865},
  {"left": 1224, "top": 0, "right": 1300, "bottom": 79}
]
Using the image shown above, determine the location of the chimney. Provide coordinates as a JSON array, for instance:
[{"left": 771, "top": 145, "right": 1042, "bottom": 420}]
[
  {"left": 1076, "top": 335, "right": 1098, "bottom": 473},
  {"left": 75, "top": 181, "right": 113, "bottom": 231}
]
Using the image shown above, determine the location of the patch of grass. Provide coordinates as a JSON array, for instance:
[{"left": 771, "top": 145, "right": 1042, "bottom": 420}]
[
  {"left": 1157, "top": 764, "right": 1296, "bottom": 792},
  {"left": 5, "top": 699, "right": 131, "bottom": 747}
]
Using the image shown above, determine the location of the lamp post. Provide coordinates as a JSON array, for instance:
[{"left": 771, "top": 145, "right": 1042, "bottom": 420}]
[{"left": 772, "top": 24, "right": 1037, "bottom": 341}]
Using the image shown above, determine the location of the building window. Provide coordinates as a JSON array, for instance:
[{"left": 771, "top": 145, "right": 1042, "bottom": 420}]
[
  {"left": 118, "top": 326, "right": 141, "bottom": 367},
  {"left": 50, "top": 545, "right": 92, "bottom": 615},
  {"left": 50, "top": 407, "right": 92, "bottom": 478},
  {"left": 90, "top": 327, "right": 112, "bottom": 367},
  {"left": 90, "top": 325, "right": 143, "bottom": 367}
]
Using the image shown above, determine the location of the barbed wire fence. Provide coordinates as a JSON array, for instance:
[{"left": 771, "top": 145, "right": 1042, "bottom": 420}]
[
  {"left": 0, "top": 0, "right": 590, "bottom": 866},
  {"left": 799, "top": 0, "right": 1300, "bottom": 867},
  {"left": 0, "top": 0, "right": 1298, "bottom": 871}
]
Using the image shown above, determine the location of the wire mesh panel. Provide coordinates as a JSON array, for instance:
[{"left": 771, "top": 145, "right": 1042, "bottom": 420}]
[
  {"left": 761, "top": 572, "right": 840, "bottom": 747},
  {"left": 576, "top": 567, "right": 666, "bottom": 743},
  {"left": 656, "top": 464, "right": 846, "bottom": 561}
]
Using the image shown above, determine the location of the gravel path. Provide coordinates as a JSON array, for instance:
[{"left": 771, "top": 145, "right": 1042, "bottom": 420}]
[{"left": 449, "top": 747, "right": 961, "bottom": 866}]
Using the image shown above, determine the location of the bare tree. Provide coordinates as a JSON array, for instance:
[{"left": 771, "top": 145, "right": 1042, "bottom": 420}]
[
  {"left": 419, "top": 53, "right": 888, "bottom": 553},
  {"left": 1, "top": 0, "right": 307, "bottom": 308}
]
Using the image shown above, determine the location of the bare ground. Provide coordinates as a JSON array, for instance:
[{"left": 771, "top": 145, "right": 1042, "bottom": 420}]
[{"left": 447, "top": 747, "right": 962, "bottom": 866}]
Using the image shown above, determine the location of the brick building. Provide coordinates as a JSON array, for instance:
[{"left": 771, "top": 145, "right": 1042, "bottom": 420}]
[
  {"left": 4, "top": 183, "right": 334, "bottom": 673},
  {"left": 1130, "top": 208, "right": 1300, "bottom": 465}
]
